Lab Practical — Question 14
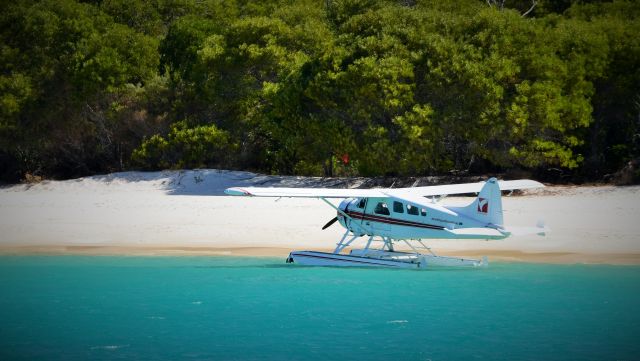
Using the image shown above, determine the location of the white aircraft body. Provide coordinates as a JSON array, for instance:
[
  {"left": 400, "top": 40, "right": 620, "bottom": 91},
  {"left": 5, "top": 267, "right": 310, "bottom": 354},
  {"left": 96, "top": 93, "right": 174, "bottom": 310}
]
[{"left": 225, "top": 178, "right": 547, "bottom": 268}]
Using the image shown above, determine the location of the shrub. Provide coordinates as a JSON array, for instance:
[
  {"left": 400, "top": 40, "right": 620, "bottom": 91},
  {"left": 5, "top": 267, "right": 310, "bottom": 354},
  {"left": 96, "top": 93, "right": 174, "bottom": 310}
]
[{"left": 132, "top": 121, "right": 235, "bottom": 169}]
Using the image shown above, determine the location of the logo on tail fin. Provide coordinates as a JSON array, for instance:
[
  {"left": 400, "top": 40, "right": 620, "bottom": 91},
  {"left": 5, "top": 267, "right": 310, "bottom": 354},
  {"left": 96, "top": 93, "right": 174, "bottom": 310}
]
[{"left": 477, "top": 198, "right": 489, "bottom": 213}]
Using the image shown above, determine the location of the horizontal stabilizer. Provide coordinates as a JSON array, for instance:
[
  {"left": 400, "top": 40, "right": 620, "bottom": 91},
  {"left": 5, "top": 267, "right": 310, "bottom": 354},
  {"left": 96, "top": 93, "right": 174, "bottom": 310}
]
[
  {"left": 503, "top": 225, "right": 550, "bottom": 237},
  {"left": 445, "top": 227, "right": 506, "bottom": 239}
]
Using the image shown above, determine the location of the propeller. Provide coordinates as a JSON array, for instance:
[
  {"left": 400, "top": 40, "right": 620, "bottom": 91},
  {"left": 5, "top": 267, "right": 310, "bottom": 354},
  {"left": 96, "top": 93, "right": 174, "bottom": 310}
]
[{"left": 322, "top": 216, "right": 339, "bottom": 230}]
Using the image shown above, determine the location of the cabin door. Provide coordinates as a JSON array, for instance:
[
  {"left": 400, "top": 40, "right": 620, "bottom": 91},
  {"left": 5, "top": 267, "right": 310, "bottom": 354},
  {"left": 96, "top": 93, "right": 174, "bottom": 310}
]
[{"left": 367, "top": 200, "right": 391, "bottom": 233}]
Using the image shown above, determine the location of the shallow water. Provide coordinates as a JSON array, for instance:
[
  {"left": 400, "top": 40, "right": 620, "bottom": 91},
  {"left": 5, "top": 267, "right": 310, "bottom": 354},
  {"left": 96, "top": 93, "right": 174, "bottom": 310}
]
[{"left": 0, "top": 256, "right": 639, "bottom": 360}]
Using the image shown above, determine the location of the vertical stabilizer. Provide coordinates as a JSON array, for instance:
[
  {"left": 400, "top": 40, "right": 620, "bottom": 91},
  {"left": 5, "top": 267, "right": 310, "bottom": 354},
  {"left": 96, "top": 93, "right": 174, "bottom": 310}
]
[{"left": 460, "top": 178, "right": 503, "bottom": 227}]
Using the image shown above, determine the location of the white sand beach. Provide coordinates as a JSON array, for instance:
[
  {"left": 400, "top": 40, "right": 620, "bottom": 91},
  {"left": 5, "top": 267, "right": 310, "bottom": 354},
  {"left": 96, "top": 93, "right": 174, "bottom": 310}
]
[{"left": 1, "top": 170, "right": 639, "bottom": 264}]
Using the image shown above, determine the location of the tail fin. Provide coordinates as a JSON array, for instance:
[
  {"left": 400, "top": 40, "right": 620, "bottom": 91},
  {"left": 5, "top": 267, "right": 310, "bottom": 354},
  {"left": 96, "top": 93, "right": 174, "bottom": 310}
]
[{"left": 459, "top": 178, "right": 503, "bottom": 227}]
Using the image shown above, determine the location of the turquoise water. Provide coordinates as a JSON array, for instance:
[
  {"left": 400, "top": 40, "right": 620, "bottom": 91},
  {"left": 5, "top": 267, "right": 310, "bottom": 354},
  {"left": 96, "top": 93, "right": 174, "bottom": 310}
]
[{"left": 0, "top": 256, "right": 639, "bottom": 361}]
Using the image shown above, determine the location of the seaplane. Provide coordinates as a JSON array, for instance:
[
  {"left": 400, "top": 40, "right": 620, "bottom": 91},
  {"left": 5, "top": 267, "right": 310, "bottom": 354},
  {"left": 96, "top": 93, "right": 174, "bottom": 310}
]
[{"left": 225, "top": 178, "right": 547, "bottom": 268}]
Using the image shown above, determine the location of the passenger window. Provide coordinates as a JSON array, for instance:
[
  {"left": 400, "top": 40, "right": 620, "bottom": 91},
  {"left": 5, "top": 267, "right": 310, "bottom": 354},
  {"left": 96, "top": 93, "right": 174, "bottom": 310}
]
[
  {"left": 357, "top": 199, "right": 366, "bottom": 208},
  {"left": 393, "top": 201, "right": 404, "bottom": 213},
  {"left": 421, "top": 208, "right": 427, "bottom": 216},
  {"left": 374, "top": 202, "right": 390, "bottom": 215},
  {"left": 407, "top": 204, "right": 419, "bottom": 215}
]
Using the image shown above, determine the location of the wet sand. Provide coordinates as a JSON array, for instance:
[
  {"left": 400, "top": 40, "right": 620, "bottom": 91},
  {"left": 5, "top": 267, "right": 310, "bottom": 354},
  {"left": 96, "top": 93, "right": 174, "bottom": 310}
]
[{"left": 1, "top": 245, "right": 639, "bottom": 264}]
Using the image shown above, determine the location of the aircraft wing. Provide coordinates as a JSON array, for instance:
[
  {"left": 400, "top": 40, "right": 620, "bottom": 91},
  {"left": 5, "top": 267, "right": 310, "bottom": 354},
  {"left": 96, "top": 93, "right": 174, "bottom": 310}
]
[
  {"left": 402, "top": 179, "right": 544, "bottom": 197},
  {"left": 224, "top": 179, "right": 543, "bottom": 199},
  {"left": 224, "top": 187, "right": 386, "bottom": 198},
  {"left": 382, "top": 179, "right": 543, "bottom": 206}
]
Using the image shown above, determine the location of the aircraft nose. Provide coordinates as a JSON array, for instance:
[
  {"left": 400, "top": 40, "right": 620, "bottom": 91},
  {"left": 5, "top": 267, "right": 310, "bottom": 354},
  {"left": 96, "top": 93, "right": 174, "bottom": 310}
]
[{"left": 338, "top": 198, "right": 352, "bottom": 212}]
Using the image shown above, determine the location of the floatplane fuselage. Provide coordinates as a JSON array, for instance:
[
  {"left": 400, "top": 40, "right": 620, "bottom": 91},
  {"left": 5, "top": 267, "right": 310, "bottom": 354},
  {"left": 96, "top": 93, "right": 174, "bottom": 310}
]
[
  {"left": 336, "top": 196, "right": 506, "bottom": 241},
  {"left": 225, "top": 178, "right": 547, "bottom": 268}
]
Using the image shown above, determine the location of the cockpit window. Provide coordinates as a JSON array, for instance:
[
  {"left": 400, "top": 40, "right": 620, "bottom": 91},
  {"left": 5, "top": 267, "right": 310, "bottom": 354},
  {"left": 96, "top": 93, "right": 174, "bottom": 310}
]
[
  {"left": 357, "top": 199, "right": 366, "bottom": 209},
  {"left": 421, "top": 208, "right": 427, "bottom": 216},
  {"left": 374, "top": 202, "right": 390, "bottom": 215},
  {"left": 407, "top": 204, "right": 419, "bottom": 215},
  {"left": 393, "top": 201, "right": 404, "bottom": 213}
]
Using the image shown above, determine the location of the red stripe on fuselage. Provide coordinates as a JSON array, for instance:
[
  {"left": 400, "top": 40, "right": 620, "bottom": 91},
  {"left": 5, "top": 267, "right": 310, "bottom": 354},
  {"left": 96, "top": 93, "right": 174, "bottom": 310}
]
[{"left": 344, "top": 211, "right": 445, "bottom": 230}]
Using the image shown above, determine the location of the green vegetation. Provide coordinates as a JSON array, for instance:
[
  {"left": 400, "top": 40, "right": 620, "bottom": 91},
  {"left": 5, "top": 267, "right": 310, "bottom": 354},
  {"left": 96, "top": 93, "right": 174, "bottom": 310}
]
[{"left": 1, "top": 0, "right": 638, "bottom": 182}]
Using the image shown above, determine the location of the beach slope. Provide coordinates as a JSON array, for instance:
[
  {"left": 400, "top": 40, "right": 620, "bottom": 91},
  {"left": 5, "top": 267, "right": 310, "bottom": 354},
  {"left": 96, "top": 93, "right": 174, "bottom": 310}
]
[{"left": 1, "top": 170, "right": 639, "bottom": 264}]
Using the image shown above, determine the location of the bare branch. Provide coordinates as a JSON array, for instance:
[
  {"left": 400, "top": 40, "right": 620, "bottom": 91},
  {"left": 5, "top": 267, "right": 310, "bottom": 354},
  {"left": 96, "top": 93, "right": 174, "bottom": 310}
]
[{"left": 521, "top": 0, "right": 537, "bottom": 17}]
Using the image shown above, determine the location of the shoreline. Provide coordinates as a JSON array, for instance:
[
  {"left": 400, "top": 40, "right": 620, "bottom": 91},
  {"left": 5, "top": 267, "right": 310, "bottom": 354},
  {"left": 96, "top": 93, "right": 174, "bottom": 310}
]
[
  {"left": 2, "top": 170, "right": 639, "bottom": 266},
  {"left": 1, "top": 245, "right": 639, "bottom": 265}
]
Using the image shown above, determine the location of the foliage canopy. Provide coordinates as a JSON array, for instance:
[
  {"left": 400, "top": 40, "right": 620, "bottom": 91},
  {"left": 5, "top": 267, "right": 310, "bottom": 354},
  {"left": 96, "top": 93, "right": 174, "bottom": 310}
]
[{"left": 1, "top": 0, "right": 639, "bottom": 181}]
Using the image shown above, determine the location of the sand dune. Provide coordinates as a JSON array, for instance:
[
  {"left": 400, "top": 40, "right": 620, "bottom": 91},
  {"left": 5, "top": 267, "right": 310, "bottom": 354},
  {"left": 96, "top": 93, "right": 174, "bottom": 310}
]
[{"left": 1, "top": 170, "right": 639, "bottom": 264}]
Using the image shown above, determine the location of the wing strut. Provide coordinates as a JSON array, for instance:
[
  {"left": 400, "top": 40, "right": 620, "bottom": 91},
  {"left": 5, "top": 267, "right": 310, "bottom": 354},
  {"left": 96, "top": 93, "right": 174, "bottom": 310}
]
[{"left": 333, "top": 229, "right": 361, "bottom": 254}]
